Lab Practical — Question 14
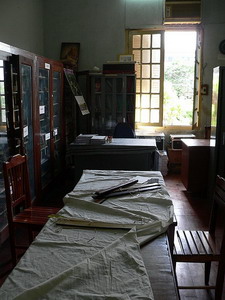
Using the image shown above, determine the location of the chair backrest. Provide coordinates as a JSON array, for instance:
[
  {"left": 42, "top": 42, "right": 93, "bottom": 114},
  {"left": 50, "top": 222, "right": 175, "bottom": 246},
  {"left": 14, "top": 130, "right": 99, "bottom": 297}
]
[
  {"left": 3, "top": 154, "right": 31, "bottom": 223},
  {"left": 209, "top": 175, "right": 225, "bottom": 252},
  {"left": 113, "top": 122, "right": 135, "bottom": 138}
]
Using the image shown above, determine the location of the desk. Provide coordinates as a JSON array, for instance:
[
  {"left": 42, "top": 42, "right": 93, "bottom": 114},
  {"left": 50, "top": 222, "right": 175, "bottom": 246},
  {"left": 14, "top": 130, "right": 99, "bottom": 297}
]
[
  {"left": 67, "top": 138, "right": 158, "bottom": 182},
  {"left": 181, "top": 139, "right": 215, "bottom": 193},
  {"left": 0, "top": 170, "right": 178, "bottom": 299}
]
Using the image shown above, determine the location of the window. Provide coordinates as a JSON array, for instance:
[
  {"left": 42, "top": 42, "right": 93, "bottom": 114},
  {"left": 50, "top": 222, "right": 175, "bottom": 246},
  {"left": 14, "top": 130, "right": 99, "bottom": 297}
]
[
  {"left": 128, "top": 28, "right": 202, "bottom": 128},
  {"left": 129, "top": 31, "right": 164, "bottom": 126}
]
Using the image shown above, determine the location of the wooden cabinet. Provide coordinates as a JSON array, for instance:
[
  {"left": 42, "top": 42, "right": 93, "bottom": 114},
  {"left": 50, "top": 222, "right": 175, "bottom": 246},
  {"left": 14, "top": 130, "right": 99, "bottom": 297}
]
[
  {"left": 77, "top": 72, "right": 136, "bottom": 136},
  {"left": 36, "top": 57, "right": 64, "bottom": 193},
  {"left": 0, "top": 43, "right": 65, "bottom": 243},
  {"left": 181, "top": 139, "right": 215, "bottom": 193},
  {"left": 4, "top": 55, "right": 36, "bottom": 198}
]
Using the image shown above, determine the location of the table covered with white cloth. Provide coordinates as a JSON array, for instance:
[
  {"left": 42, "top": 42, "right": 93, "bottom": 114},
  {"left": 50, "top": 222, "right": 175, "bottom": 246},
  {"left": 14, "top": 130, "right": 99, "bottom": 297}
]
[{"left": 0, "top": 170, "right": 178, "bottom": 299}]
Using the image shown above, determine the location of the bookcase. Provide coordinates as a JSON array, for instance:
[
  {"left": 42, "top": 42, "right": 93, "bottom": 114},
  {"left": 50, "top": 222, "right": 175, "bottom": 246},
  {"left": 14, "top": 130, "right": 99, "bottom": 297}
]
[
  {"left": 36, "top": 57, "right": 65, "bottom": 194},
  {"left": 77, "top": 72, "right": 136, "bottom": 136}
]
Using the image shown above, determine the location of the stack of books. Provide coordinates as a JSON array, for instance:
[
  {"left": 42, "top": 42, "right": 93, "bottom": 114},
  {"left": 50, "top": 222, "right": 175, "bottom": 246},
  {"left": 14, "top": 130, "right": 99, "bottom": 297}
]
[
  {"left": 75, "top": 134, "right": 96, "bottom": 144},
  {"left": 90, "top": 135, "right": 107, "bottom": 145}
]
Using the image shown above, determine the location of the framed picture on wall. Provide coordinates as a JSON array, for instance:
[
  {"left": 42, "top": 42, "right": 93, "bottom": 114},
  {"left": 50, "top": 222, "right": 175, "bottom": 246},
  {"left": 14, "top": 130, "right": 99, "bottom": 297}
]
[{"left": 60, "top": 42, "right": 80, "bottom": 71}]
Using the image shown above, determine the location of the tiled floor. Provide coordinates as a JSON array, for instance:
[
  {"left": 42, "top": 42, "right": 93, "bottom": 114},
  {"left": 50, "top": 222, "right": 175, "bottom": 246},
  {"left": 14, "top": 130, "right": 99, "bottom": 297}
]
[{"left": 0, "top": 171, "right": 224, "bottom": 299}]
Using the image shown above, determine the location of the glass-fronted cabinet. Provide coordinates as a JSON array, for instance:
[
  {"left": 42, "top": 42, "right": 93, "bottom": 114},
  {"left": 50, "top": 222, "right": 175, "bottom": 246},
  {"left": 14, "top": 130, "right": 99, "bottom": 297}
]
[
  {"left": 0, "top": 59, "right": 10, "bottom": 242},
  {"left": 4, "top": 55, "right": 36, "bottom": 199},
  {"left": 37, "top": 57, "right": 64, "bottom": 191},
  {"left": 90, "top": 74, "right": 135, "bottom": 136}
]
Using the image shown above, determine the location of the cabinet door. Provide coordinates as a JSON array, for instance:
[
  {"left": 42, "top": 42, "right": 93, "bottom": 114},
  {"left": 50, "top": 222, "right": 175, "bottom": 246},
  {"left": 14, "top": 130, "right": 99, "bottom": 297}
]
[
  {"left": 4, "top": 55, "right": 36, "bottom": 199},
  {"left": 0, "top": 59, "right": 10, "bottom": 238},
  {"left": 90, "top": 74, "right": 135, "bottom": 136},
  {"left": 20, "top": 58, "right": 36, "bottom": 198},
  {"left": 52, "top": 65, "right": 64, "bottom": 176},
  {"left": 38, "top": 62, "right": 52, "bottom": 188},
  {"left": 37, "top": 58, "right": 64, "bottom": 190}
]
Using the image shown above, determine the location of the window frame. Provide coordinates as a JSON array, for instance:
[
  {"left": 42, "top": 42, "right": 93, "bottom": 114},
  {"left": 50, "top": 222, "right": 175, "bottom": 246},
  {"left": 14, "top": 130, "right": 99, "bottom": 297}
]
[{"left": 127, "top": 26, "right": 202, "bottom": 130}]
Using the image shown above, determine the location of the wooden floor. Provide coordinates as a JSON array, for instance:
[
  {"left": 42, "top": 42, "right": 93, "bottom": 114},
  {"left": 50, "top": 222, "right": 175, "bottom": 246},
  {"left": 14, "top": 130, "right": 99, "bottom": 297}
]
[{"left": 0, "top": 170, "right": 225, "bottom": 299}]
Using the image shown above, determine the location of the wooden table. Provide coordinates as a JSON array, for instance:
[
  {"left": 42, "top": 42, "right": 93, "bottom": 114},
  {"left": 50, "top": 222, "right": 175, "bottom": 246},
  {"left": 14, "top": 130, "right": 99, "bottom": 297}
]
[
  {"left": 67, "top": 138, "right": 158, "bottom": 182},
  {"left": 0, "top": 170, "right": 179, "bottom": 299},
  {"left": 181, "top": 139, "right": 215, "bottom": 193}
]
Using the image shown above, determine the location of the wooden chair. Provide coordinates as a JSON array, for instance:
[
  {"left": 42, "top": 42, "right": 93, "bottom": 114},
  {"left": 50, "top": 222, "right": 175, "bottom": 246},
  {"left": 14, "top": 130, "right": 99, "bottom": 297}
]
[
  {"left": 113, "top": 122, "right": 135, "bottom": 138},
  {"left": 3, "top": 154, "right": 60, "bottom": 266},
  {"left": 173, "top": 175, "right": 225, "bottom": 299}
]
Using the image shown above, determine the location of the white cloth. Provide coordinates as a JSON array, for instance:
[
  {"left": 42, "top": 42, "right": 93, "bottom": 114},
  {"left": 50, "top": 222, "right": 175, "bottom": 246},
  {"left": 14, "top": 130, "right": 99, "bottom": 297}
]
[{"left": 0, "top": 170, "right": 174, "bottom": 300}]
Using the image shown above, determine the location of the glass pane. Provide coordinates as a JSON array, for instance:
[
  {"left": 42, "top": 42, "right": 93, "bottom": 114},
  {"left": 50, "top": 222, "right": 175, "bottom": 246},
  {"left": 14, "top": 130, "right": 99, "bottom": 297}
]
[
  {"left": 152, "top": 64, "right": 160, "bottom": 78},
  {"left": 141, "top": 109, "right": 149, "bottom": 123},
  {"left": 105, "top": 78, "right": 113, "bottom": 93},
  {"left": 0, "top": 68, "right": 4, "bottom": 80},
  {"left": 151, "top": 95, "right": 160, "bottom": 108},
  {"left": 136, "top": 79, "right": 140, "bottom": 93},
  {"left": 142, "top": 50, "right": 150, "bottom": 63},
  {"left": 151, "top": 109, "right": 159, "bottom": 123},
  {"left": 135, "top": 63, "right": 141, "bottom": 78},
  {"left": 152, "top": 49, "right": 161, "bottom": 63},
  {"left": 141, "top": 94, "right": 150, "bottom": 108},
  {"left": 1, "top": 109, "right": 6, "bottom": 123},
  {"left": 0, "top": 95, "right": 5, "bottom": 109},
  {"left": 0, "top": 82, "right": 4, "bottom": 94},
  {"left": 142, "top": 65, "right": 150, "bottom": 78},
  {"left": 0, "top": 60, "right": 3, "bottom": 66},
  {"left": 39, "top": 68, "right": 51, "bottom": 186},
  {"left": 142, "top": 80, "right": 150, "bottom": 93},
  {"left": 136, "top": 94, "right": 140, "bottom": 107},
  {"left": 152, "top": 34, "right": 161, "bottom": 48},
  {"left": 133, "top": 35, "right": 141, "bottom": 48},
  {"left": 142, "top": 34, "right": 151, "bottom": 48},
  {"left": 151, "top": 79, "right": 160, "bottom": 93},
  {"left": 21, "top": 64, "right": 35, "bottom": 198},
  {"left": 133, "top": 50, "right": 141, "bottom": 63},
  {"left": 135, "top": 108, "right": 140, "bottom": 122}
]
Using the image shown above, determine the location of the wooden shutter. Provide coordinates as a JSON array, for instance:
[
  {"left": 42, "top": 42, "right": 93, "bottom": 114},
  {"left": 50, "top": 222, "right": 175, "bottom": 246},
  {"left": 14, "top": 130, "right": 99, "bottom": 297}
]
[{"left": 192, "top": 27, "right": 202, "bottom": 129}]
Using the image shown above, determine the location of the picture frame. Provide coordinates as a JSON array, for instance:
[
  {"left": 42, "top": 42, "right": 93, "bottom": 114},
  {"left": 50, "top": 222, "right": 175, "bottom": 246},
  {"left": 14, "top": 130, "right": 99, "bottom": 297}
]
[
  {"left": 119, "top": 54, "right": 134, "bottom": 62},
  {"left": 60, "top": 42, "right": 80, "bottom": 71}
]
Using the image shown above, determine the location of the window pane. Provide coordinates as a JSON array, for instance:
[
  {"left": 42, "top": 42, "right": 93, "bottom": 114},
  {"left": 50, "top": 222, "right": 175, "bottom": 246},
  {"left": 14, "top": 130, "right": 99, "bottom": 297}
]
[
  {"left": 135, "top": 108, "right": 140, "bottom": 122},
  {"left": 142, "top": 50, "right": 150, "bottom": 63},
  {"left": 0, "top": 82, "right": 4, "bottom": 94},
  {"left": 133, "top": 50, "right": 141, "bottom": 63},
  {"left": 142, "top": 80, "right": 150, "bottom": 93},
  {"left": 152, "top": 49, "right": 161, "bottom": 63},
  {"left": 141, "top": 109, "right": 149, "bottom": 123},
  {"left": 0, "top": 60, "right": 3, "bottom": 66},
  {"left": 141, "top": 94, "right": 150, "bottom": 108},
  {"left": 135, "top": 64, "right": 141, "bottom": 78},
  {"left": 133, "top": 35, "right": 141, "bottom": 48},
  {"left": 152, "top": 64, "right": 160, "bottom": 78},
  {"left": 151, "top": 109, "right": 159, "bottom": 123},
  {"left": 142, "top": 65, "right": 150, "bottom": 78},
  {"left": 151, "top": 80, "right": 160, "bottom": 93},
  {"left": 1, "top": 109, "right": 6, "bottom": 122},
  {"left": 136, "top": 94, "right": 140, "bottom": 107},
  {"left": 142, "top": 34, "right": 151, "bottom": 48},
  {"left": 151, "top": 95, "right": 160, "bottom": 108},
  {"left": 0, "top": 95, "right": 5, "bottom": 108},
  {"left": 152, "top": 34, "right": 161, "bottom": 48},
  {"left": 136, "top": 79, "right": 140, "bottom": 93},
  {"left": 0, "top": 68, "right": 4, "bottom": 80}
]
